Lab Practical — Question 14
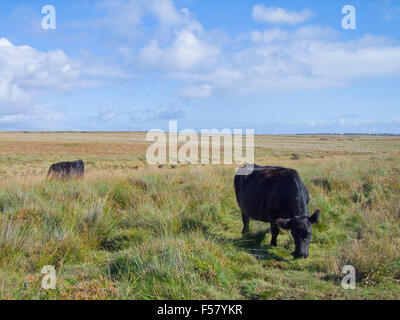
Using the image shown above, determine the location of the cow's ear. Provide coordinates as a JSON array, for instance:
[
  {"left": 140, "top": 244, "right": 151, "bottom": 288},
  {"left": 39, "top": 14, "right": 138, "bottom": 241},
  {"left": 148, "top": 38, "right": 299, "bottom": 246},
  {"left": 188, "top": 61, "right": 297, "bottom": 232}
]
[
  {"left": 309, "top": 209, "right": 322, "bottom": 224},
  {"left": 276, "top": 218, "right": 292, "bottom": 230}
]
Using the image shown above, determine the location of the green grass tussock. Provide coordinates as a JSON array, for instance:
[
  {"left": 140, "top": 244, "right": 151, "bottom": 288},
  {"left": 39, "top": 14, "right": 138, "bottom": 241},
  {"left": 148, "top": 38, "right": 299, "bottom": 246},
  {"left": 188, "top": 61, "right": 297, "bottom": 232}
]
[{"left": 0, "top": 133, "right": 399, "bottom": 299}]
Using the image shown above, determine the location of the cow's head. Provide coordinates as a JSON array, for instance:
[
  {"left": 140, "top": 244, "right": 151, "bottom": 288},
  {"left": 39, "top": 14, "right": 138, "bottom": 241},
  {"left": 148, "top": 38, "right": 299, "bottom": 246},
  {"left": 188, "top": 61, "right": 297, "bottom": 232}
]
[{"left": 276, "top": 209, "right": 321, "bottom": 258}]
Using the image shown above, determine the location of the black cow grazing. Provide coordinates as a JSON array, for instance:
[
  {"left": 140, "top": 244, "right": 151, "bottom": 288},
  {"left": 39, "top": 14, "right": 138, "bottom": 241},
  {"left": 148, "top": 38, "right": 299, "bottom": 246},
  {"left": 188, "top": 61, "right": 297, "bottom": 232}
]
[
  {"left": 234, "top": 164, "right": 321, "bottom": 258},
  {"left": 47, "top": 160, "right": 85, "bottom": 179}
]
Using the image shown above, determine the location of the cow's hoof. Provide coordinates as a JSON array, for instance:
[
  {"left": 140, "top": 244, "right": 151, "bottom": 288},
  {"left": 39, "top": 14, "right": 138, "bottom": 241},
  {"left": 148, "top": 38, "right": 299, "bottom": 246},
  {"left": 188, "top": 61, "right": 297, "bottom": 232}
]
[{"left": 270, "top": 241, "right": 277, "bottom": 247}]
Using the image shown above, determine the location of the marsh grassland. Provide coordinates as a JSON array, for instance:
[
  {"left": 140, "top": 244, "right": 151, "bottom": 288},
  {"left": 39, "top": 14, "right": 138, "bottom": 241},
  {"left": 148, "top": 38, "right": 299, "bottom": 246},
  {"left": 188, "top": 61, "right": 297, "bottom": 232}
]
[{"left": 0, "top": 132, "right": 399, "bottom": 299}]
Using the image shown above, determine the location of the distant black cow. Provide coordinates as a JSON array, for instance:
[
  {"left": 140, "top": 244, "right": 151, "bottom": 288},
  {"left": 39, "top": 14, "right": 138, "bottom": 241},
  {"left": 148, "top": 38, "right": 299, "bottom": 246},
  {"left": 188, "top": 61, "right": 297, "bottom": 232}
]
[
  {"left": 234, "top": 164, "right": 321, "bottom": 258},
  {"left": 47, "top": 160, "right": 85, "bottom": 179}
]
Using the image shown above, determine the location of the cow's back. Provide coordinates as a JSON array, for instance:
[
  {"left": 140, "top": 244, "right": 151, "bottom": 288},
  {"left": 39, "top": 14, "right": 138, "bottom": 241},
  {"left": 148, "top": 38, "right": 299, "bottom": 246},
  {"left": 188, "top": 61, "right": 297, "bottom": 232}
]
[
  {"left": 235, "top": 165, "right": 308, "bottom": 222},
  {"left": 47, "top": 160, "right": 85, "bottom": 178}
]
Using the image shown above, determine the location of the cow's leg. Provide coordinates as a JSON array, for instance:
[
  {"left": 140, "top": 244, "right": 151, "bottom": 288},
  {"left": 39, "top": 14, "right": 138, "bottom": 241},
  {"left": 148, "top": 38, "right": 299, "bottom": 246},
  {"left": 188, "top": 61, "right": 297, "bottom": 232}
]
[
  {"left": 270, "top": 222, "right": 279, "bottom": 246},
  {"left": 242, "top": 214, "right": 250, "bottom": 234}
]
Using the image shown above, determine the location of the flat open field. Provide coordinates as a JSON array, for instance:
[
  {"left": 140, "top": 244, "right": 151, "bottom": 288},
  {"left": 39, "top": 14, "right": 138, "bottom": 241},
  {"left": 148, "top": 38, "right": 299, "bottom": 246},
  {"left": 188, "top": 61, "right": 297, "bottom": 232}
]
[{"left": 0, "top": 132, "right": 399, "bottom": 299}]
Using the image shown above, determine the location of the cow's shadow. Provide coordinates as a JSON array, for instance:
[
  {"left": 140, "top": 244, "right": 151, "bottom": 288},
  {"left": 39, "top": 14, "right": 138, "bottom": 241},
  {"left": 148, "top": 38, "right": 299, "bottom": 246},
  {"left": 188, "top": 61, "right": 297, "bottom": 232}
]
[{"left": 233, "top": 228, "right": 287, "bottom": 262}]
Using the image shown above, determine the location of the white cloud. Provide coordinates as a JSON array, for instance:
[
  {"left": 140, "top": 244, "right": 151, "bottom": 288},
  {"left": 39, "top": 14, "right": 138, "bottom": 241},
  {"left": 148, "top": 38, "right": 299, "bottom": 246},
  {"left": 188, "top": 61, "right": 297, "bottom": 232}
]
[
  {"left": 240, "top": 33, "right": 400, "bottom": 93},
  {"left": 181, "top": 84, "right": 212, "bottom": 99},
  {"left": 147, "top": 0, "right": 182, "bottom": 27},
  {"left": 91, "top": 1, "right": 219, "bottom": 71},
  {"left": 204, "top": 67, "right": 244, "bottom": 87},
  {"left": 0, "top": 38, "right": 80, "bottom": 117},
  {"left": 147, "top": 106, "right": 185, "bottom": 120},
  {"left": 73, "top": 1, "right": 220, "bottom": 87},
  {"left": 140, "top": 5, "right": 389, "bottom": 98},
  {"left": 293, "top": 25, "right": 337, "bottom": 40},
  {"left": 0, "top": 37, "right": 128, "bottom": 127},
  {"left": 165, "top": 30, "right": 218, "bottom": 69},
  {"left": 295, "top": 35, "right": 400, "bottom": 81},
  {"left": 0, "top": 103, "right": 64, "bottom": 125},
  {"left": 140, "top": 40, "right": 164, "bottom": 66},
  {"left": 251, "top": 28, "right": 288, "bottom": 43},
  {"left": 252, "top": 5, "right": 314, "bottom": 25},
  {"left": 251, "top": 26, "right": 337, "bottom": 44},
  {"left": 79, "top": 0, "right": 189, "bottom": 40},
  {"left": 140, "top": 26, "right": 219, "bottom": 70},
  {"left": 166, "top": 29, "right": 400, "bottom": 98},
  {"left": 90, "top": 0, "right": 146, "bottom": 38}
]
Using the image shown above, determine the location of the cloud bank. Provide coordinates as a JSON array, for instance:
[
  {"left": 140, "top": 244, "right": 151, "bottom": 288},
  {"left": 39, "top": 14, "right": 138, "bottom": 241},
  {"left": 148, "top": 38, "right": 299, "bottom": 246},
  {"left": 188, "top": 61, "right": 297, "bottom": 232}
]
[
  {"left": 1, "top": 1, "right": 400, "bottom": 132},
  {"left": 252, "top": 5, "right": 314, "bottom": 25}
]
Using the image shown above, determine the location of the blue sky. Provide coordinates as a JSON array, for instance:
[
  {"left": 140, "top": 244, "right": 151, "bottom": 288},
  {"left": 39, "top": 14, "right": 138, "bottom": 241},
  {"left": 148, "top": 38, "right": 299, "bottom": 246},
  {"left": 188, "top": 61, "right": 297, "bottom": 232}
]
[{"left": 0, "top": 0, "right": 400, "bottom": 133}]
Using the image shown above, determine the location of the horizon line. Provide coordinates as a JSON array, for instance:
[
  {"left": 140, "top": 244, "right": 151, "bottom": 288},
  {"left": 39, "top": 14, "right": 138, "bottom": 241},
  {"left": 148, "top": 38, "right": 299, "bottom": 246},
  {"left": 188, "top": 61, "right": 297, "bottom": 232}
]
[{"left": 0, "top": 130, "right": 399, "bottom": 136}]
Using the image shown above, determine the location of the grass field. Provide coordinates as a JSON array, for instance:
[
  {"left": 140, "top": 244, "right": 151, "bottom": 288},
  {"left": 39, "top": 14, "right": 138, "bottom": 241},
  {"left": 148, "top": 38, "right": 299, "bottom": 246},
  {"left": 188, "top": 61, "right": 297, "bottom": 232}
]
[{"left": 0, "top": 132, "right": 399, "bottom": 299}]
